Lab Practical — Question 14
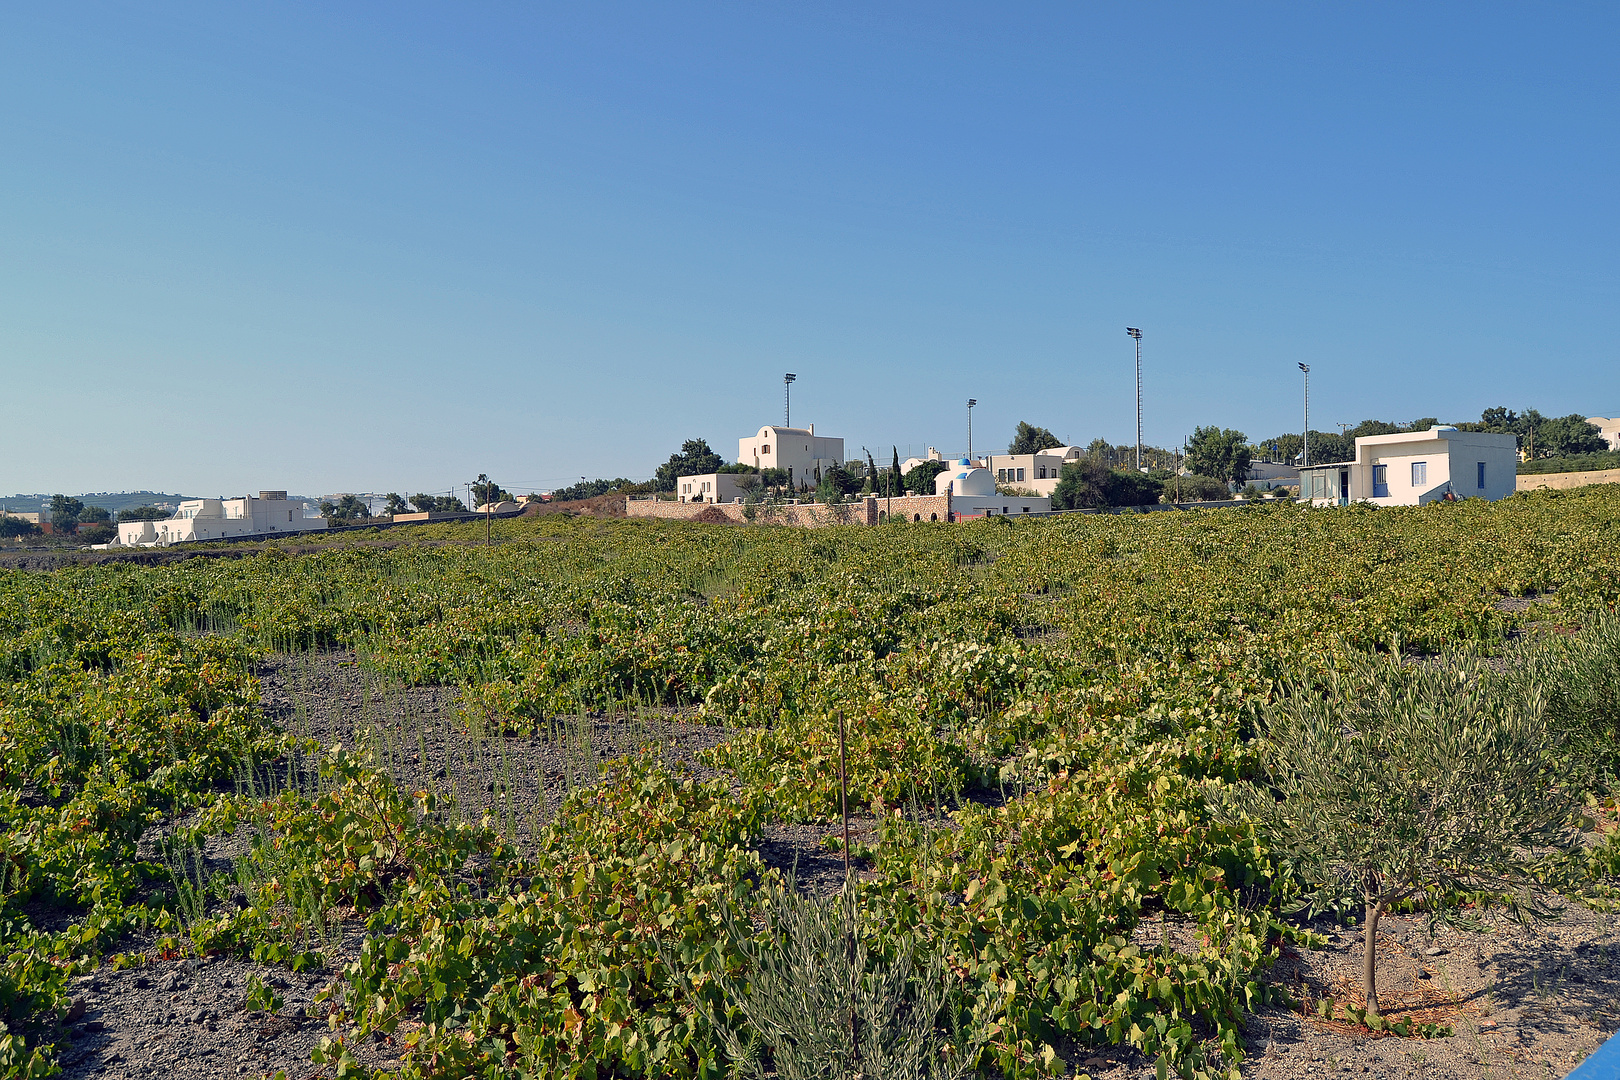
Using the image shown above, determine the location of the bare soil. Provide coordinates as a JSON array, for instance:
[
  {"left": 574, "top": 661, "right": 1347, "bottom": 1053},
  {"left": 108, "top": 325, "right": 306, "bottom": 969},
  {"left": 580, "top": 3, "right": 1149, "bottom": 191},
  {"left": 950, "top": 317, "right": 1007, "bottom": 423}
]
[{"left": 1068, "top": 907, "right": 1620, "bottom": 1080}]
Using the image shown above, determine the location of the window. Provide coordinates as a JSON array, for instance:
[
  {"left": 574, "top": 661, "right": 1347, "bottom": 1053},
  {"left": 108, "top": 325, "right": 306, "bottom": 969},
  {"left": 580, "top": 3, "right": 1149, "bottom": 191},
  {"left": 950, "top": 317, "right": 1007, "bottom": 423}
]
[
  {"left": 1016, "top": 468, "right": 1025, "bottom": 482},
  {"left": 762, "top": 444, "right": 770, "bottom": 455},
  {"left": 1477, "top": 462, "right": 1486, "bottom": 490},
  {"left": 1003, "top": 506, "right": 1009, "bottom": 514},
  {"left": 1372, "top": 464, "right": 1388, "bottom": 498},
  {"left": 996, "top": 469, "right": 1006, "bottom": 482},
  {"left": 1411, "top": 461, "right": 1427, "bottom": 487}
]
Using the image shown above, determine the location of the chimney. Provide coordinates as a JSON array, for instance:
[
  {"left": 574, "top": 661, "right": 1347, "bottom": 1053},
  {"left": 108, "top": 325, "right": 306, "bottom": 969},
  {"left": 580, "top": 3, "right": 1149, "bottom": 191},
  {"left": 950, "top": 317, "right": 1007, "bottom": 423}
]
[{"left": 808, "top": 423, "right": 814, "bottom": 434}]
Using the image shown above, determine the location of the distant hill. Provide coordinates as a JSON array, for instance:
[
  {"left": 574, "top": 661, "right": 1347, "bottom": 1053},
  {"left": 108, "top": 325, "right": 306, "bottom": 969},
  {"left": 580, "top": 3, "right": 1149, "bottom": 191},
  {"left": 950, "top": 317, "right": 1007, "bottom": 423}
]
[{"left": 0, "top": 491, "right": 196, "bottom": 515}]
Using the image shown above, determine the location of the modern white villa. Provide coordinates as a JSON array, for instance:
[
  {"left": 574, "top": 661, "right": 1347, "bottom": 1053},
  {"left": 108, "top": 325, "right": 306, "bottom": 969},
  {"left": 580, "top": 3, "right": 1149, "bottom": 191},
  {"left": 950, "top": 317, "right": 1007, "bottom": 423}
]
[
  {"left": 980, "top": 446, "right": 1085, "bottom": 496},
  {"left": 1297, "top": 427, "right": 1519, "bottom": 507},
  {"left": 111, "top": 491, "right": 327, "bottom": 547}
]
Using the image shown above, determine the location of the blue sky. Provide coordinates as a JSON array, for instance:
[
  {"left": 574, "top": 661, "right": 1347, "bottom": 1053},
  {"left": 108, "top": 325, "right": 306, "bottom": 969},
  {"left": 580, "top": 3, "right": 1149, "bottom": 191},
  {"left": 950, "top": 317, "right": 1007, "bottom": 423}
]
[{"left": 3, "top": 3, "right": 1616, "bottom": 496}]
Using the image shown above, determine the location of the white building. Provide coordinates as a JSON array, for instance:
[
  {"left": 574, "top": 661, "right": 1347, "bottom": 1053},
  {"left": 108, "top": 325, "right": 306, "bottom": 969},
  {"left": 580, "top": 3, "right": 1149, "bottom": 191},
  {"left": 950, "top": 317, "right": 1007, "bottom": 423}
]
[
  {"left": 1297, "top": 427, "right": 1518, "bottom": 507},
  {"left": 1587, "top": 417, "right": 1620, "bottom": 452},
  {"left": 981, "top": 446, "right": 1084, "bottom": 496},
  {"left": 112, "top": 491, "right": 328, "bottom": 547},
  {"left": 739, "top": 425, "right": 845, "bottom": 490},
  {"left": 933, "top": 459, "right": 1050, "bottom": 517},
  {"left": 676, "top": 474, "right": 750, "bottom": 504}
]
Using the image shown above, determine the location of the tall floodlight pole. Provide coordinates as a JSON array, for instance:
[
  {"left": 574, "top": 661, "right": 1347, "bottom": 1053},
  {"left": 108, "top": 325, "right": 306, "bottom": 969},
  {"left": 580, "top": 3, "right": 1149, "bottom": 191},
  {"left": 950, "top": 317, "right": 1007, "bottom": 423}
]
[
  {"left": 1298, "top": 363, "right": 1311, "bottom": 468},
  {"left": 1126, "top": 328, "right": 1143, "bottom": 471},
  {"left": 966, "top": 399, "right": 977, "bottom": 462},
  {"left": 784, "top": 373, "right": 797, "bottom": 427}
]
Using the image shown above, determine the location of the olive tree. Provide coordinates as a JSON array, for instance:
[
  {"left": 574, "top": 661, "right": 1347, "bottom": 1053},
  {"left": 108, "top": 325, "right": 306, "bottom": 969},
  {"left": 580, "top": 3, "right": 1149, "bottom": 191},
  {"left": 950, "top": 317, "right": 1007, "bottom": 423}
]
[{"left": 1226, "top": 653, "right": 1580, "bottom": 1016}]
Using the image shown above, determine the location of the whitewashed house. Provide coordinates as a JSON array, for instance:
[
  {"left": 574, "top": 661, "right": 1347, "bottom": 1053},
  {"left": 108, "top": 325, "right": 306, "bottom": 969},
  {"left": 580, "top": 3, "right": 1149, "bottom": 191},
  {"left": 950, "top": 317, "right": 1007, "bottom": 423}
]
[
  {"left": 1298, "top": 427, "right": 1518, "bottom": 507},
  {"left": 739, "top": 425, "right": 845, "bottom": 490},
  {"left": 112, "top": 491, "right": 327, "bottom": 547},
  {"left": 676, "top": 474, "right": 749, "bottom": 504},
  {"left": 934, "top": 459, "right": 1050, "bottom": 517},
  {"left": 1587, "top": 417, "right": 1620, "bottom": 452},
  {"left": 980, "top": 446, "right": 1085, "bottom": 496}
]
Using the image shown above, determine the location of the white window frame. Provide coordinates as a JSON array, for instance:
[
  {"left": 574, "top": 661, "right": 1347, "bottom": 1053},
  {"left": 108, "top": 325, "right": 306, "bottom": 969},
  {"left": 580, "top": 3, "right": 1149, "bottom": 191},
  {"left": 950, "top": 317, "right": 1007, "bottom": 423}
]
[{"left": 1411, "top": 461, "right": 1427, "bottom": 487}]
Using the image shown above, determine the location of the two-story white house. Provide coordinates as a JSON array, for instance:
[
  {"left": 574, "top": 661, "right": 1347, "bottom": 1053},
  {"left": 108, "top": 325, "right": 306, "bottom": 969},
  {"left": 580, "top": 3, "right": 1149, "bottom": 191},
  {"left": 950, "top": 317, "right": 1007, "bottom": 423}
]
[
  {"left": 739, "top": 425, "right": 845, "bottom": 490},
  {"left": 980, "top": 446, "right": 1085, "bottom": 496},
  {"left": 112, "top": 491, "right": 328, "bottom": 546},
  {"left": 1298, "top": 427, "right": 1519, "bottom": 507}
]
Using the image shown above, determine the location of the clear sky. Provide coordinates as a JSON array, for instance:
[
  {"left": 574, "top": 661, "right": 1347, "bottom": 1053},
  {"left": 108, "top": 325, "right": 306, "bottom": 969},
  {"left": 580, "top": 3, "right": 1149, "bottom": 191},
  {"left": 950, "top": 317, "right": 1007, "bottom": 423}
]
[{"left": 3, "top": 3, "right": 1616, "bottom": 497}]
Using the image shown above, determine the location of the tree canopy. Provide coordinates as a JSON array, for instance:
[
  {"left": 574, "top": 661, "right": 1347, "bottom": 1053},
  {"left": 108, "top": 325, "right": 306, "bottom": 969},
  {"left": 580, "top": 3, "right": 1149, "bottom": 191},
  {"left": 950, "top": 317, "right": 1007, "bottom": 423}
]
[
  {"left": 1184, "top": 426, "right": 1252, "bottom": 483},
  {"left": 471, "top": 475, "right": 512, "bottom": 506},
  {"left": 902, "top": 459, "right": 949, "bottom": 496},
  {"left": 655, "top": 439, "right": 726, "bottom": 491},
  {"left": 1008, "top": 421, "right": 1063, "bottom": 455},
  {"left": 410, "top": 493, "right": 467, "bottom": 513},
  {"left": 1226, "top": 653, "right": 1579, "bottom": 1017},
  {"left": 319, "top": 495, "right": 371, "bottom": 522},
  {"left": 116, "top": 506, "right": 170, "bottom": 523}
]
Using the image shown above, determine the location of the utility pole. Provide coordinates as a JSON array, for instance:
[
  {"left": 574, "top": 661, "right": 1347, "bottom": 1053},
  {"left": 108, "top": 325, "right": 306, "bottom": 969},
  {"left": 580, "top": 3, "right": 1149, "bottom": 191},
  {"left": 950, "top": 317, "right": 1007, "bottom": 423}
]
[
  {"left": 784, "top": 373, "right": 796, "bottom": 427},
  {"left": 1136, "top": 329, "right": 1145, "bottom": 470},
  {"left": 1298, "top": 363, "right": 1311, "bottom": 468},
  {"left": 966, "top": 399, "right": 977, "bottom": 463}
]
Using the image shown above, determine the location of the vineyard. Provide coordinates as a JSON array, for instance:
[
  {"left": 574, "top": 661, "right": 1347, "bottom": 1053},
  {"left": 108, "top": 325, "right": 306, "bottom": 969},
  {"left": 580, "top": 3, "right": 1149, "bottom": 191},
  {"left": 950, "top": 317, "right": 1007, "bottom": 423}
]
[{"left": 2, "top": 488, "right": 1620, "bottom": 1080}]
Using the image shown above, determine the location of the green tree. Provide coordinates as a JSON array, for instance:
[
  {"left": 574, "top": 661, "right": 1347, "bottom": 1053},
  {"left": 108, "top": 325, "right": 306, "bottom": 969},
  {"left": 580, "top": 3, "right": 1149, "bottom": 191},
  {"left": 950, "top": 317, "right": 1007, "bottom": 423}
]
[
  {"left": 410, "top": 493, "right": 466, "bottom": 513},
  {"left": 1084, "top": 438, "right": 1117, "bottom": 467},
  {"left": 816, "top": 464, "right": 860, "bottom": 502},
  {"left": 758, "top": 468, "right": 789, "bottom": 495},
  {"left": 117, "top": 506, "right": 170, "bottom": 522},
  {"left": 471, "top": 475, "right": 511, "bottom": 506},
  {"left": 549, "top": 479, "right": 640, "bottom": 502},
  {"left": 77, "top": 523, "right": 116, "bottom": 544},
  {"left": 1535, "top": 414, "right": 1606, "bottom": 458},
  {"left": 1101, "top": 468, "right": 1163, "bottom": 507},
  {"left": 1185, "top": 427, "right": 1253, "bottom": 483},
  {"left": 79, "top": 504, "right": 112, "bottom": 525},
  {"left": 319, "top": 495, "right": 371, "bottom": 523},
  {"left": 1051, "top": 459, "right": 1109, "bottom": 510},
  {"left": 383, "top": 493, "right": 410, "bottom": 516},
  {"left": 1008, "top": 421, "right": 1063, "bottom": 455},
  {"left": 49, "top": 495, "right": 85, "bottom": 532},
  {"left": 0, "top": 517, "right": 40, "bottom": 539},
  {"left": 903, "top": 460, "right": 949, "bottom": 496},
  {"left": 655, "top": 439, "right": 726, "bottom": 491},
  {"left": 1225, "top": 654, "right": 1579, "bottom": 1017},
  {"left": 889, "top": 447, "right": 902, "bottom": 497}
]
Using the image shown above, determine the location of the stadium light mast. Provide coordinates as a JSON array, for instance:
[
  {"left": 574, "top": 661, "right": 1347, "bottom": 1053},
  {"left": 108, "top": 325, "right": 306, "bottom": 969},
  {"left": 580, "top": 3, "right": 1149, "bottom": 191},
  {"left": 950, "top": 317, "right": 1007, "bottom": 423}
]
[
  {"left": 783, "top": 373, "right": 797, "bottom": 427},
  {"left": 1298, "top": 363, "right": 1311, "bottom": 467},
  {"left": 1126, "top": 328, "right": 1143, "bottom": 470},
  {"left": 966, "top": 399, "right": 977, "bottom": 462}
]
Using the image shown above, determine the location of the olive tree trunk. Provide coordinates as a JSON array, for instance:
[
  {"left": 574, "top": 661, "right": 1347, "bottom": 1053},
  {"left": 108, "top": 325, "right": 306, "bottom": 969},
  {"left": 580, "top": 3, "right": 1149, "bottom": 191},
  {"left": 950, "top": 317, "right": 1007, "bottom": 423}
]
[{"left": 1362, "top": 896, "right": 1387, "bottom": 1016}]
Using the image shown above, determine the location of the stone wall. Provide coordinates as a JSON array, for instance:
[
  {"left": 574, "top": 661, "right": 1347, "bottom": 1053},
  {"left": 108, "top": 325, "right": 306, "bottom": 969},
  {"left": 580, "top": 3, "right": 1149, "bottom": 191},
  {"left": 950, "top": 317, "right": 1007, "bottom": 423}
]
[
  {"left": 625, "top": 493, "right": 954, "bottom": 526},
  {"left": 1516, "top": 469, "right": 1620, "bottom": 492}
]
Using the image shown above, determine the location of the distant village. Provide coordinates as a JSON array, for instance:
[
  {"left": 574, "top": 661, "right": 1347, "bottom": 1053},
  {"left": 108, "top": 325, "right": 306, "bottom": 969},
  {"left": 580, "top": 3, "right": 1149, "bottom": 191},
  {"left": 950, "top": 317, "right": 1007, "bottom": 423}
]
[{"left": 4, "top": 410, "right": 1618, "bottom": 548}]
